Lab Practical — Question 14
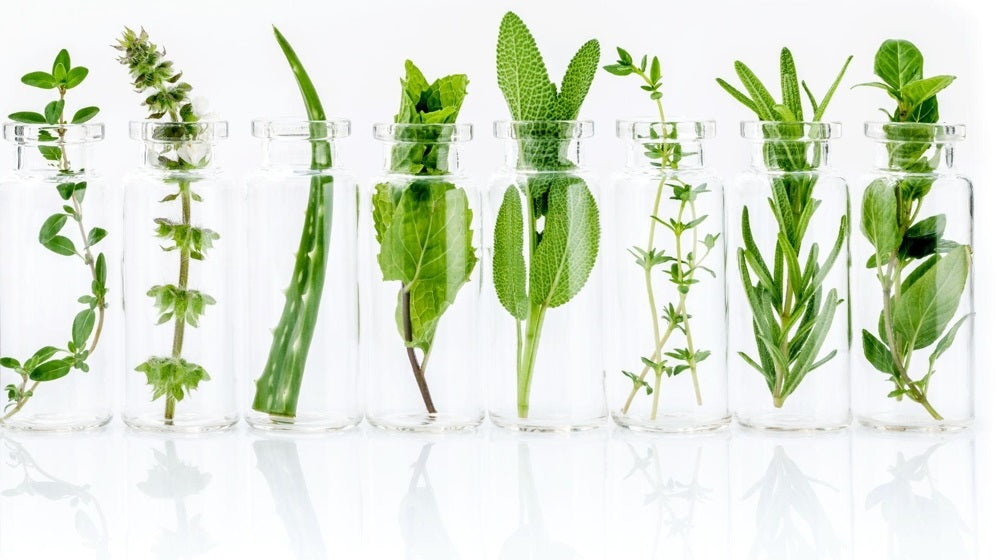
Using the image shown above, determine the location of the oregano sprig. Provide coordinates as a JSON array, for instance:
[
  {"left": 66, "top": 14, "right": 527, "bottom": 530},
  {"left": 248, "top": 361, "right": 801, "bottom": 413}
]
[
  {"left": 604, "top": 47, "right": 717, "bottom": 419},
  {"left": 2, "top": 50, "right": 108, "bottom": 421},
  {"left": 115, "top": 27, "right": 214, "bottom": 423}
]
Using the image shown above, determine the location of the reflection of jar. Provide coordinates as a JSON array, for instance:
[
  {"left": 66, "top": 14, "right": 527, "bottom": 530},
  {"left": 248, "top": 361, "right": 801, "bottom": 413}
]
[
  {"left": 245, "top": 119, "right": 361, "bottom": 432},
  {"left": 0, "top": 122, "right": 116, "bottom": 431},
  {"left": 361, "top": 123, "right": 482, "bottom": 432},
  {"left": 484, "top": 120, "right": 605, "bottom": 432},
  {"left": 122, "top": 121, "right": 238, "bottom": 432},
  {"left": 728, "top": 121, "right": 850, "bottom": 430},
  {"left": 852, "top": 123, "right": 974, "bottom": 431},
  {"left": 605, "top": 120, "right": 728, "bottom": 432}
]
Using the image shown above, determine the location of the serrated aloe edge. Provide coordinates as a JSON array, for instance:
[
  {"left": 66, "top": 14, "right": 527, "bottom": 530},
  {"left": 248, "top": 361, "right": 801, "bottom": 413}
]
[
  {"left": 716, "top": 48, "right": 852, "bottom": 408},
  {"left": 1, "top": 50, "right": 108, "bottom": 421},
  {"left": 251, "top": 27, "right": 334, "bottom": 419},
  {"left": 854, "top": 39, "right": 971, "bottom": 420},
  {"left": 493, "top": 12, "right": 601, "bottom": 419}
]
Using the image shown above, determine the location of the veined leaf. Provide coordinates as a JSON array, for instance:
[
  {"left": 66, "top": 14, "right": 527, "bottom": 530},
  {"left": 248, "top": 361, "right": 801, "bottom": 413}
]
[
  {"left": 874, "top": 39, "right": 923, "bottom": 92},
  {"left": 784, "top": 289, "right": 840, "bottom": 396},
  {"left": 497, "top": 12, "right": 556, "bottom": 121},
  {"left": 554, "top": 39, "right": 600, "bottom": 120},
  {"left": 716, "top": 78, "right": 760, "bottom": 117},
  {"left": 900, "top": 75, "right": 955, "bottom": 110},
  {"left": 734, "top": 61, "right": 779, "bottom": 120},
  {"left": 862, "top": 329, "right": 897, "bottom": 376},
  {"left": 779, "top": 48, "right": 803, "bottom": 121},
  {"left": 929, "top": 313, "right": 971, "bottom": 364},
  {"left": 892, "top": 245, "right": 970, "bottom": 351},
  {"left": 861, "top": 178, "right": 902, "bottom": 264},
  {"left": 493, "top": 185, "right": 528, "bottom": 320},
  {"left": 813, "top": 56, "right": 853, "bottom": 120}
]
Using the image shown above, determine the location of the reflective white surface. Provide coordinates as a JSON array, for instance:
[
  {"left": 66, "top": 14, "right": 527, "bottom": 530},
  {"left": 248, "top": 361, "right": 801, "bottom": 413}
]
[{"left": 0, "top": 423, "right": 981, "bottom": 559}]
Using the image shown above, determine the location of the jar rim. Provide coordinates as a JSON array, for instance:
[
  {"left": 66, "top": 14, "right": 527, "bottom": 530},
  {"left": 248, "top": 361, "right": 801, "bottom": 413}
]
[
  {"left": 741, "top": 121, "right": 841, "bottom": 141},
  {"left": 252, "top": 118, "right": 350, "bottom": 141},
  {"left": 129, "top": 120, "right": 229, "bottom": 143},
  {"left": 494, "top": 120, "right": 594, "bottom": 140},
  {"left": 3, "top": 122, "right": 105, "bottom": 145},
  {"left": 373, "top": 122, "right": 472, "bottom": 143},
  {"left": 616, "top": 119, "right": 715, "bottom": 141},
  {"left": 864, "top": 121, "right": 965, "bottom": 142}
]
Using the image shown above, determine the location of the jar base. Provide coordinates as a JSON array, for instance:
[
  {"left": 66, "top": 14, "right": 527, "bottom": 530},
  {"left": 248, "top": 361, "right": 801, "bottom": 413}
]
[
  {"left": 368, "top": 412, "right": 482, "bottom": 433},
  {"left": 0, "top": 412, "right": 110, "bottom": 433},
  {"left": 489, "top": 412, "right": 606, "bottom": 433},
  {"left": 124, "top": 413, "right": 237, "bottom": 434},
  {"left": 613, "top": 411, "right": 730, "bottom": 433},
  {"left": 857, "top": 415, "right": 971, "bottom": 433},
  {"left": 247, "top": 412, "right": 362, "bottom": 433},
  {"left": 736, "top": 412, "right": 850, "bottom": 432}
]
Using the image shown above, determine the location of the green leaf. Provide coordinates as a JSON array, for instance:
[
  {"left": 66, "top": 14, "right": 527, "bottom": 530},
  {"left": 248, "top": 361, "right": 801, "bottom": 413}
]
[
  {"left": 554, "top": 39, "right": 600, "bottom": 120},
  {"left": 39, "top": 213, "right": 68, "bottom": 243},
  {"left": 71, "top": 106, "right": 100, "bottom": 124},
  {"left": 528, "top": 176, "right": 600, "bottom": 308},
  {"left": 734, "top": 61, "right": 779, "bottom": 120},
  {"left": 784, "top": 289, "right": 840, "bottom": 396},
  {"left": 853, "top": 81, "right": 899, "bottom": 97},
  {"left": 893, "top": 245, "right": 970, "bottom": 351},
  {"left": 44, "top": 100, "right": 65, "bottom": 125},
  {"left": 72, "top": 309, "right": 96, "bottom": 349},
  {"left": 43, "top": 236, "right": 77, "bottom": 256},
  {"left": 862, "top": 329, "right": 897, "bottom": 375},
  {"left": 135, "top": 356, "right": 211, "bottom": 401},
  {"left": 900, "top": 75, "right": 955, "bottom": 109},
  {"left": 779, "top": 48, "right": 803, "bottom": 121},
  {"left": 603, "top": 64, "right": 632, "bottom": 77},
  {"left": 272, "top": 25, "right": 332, "bottom": 169},
  {"left": 29, "top": 359, "right": 72, "bottom": 382},
  {"left": 376, "top": 180, "right": 477, "bottom": 351},
  {"left": 860, "top": 178, "right": 902, "bottom": 264},
  {"left": 53, "top": 49, "right": 71, "bottom": 76},
  {"left": 496, "top": 11, "right": 557, "bottom": 121},
  {"left": 493, "top": 185, "right": 528, "bottom": 320},
  {"left": 874, "top": 39, "right": 923, "bottom": 91},
  {"left": 87, "top": 227, "right": 108, "bottom": 246},
  {"left": 813, "top": 56, "right": 853, "bottom": 120},
  {"left": 899, "top": 214, "right": 947, "bottom": 260},
  {"left": 39, "top": 145, "right": 62, "bottom": 162},
  {"left": 716, "top": 78, "right": 760, "bottom": 116},
  {"left": 21, "top": 71, "right": 56, "bottom": 89},
  {"left": 8, "top": 112, "right": 47, "bottom": 124},
  {"left": 95, "top": 253, "right": 107, "bottom": 286},
  {"left": 929, "top": 313, "right": 971, "bottom": 364},
  {"left": 66, "top": 67, "right": 89, "bottom": 89}
]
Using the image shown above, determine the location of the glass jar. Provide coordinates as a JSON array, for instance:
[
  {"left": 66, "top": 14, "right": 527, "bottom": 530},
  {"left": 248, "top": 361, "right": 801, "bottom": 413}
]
[
  {"left": 245, "top": 119, "right": 360, "bottom": 432},
  {"left": 729, "top": 121, "right": 850, "bottom": 430},
  {"left": 606, "top": 120, "right": 728, "bottom": 432},
  {"left": 361, "top": 123, "right": 482, "bottom": 432},
  {"left": 0, "top": 123, "right": 117, "bottom": 431},
  {"left": 484, "top": 120, "right": 605, "bottom": 431},
  {"left": 853, "top": 122, "right": 974, "bottom": 431},
  {"left": 122, "top": 120, "right": 239, "bottom": 432}
]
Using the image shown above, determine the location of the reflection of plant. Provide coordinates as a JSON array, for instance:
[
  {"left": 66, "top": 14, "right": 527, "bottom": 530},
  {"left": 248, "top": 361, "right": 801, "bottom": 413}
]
[
  {"left": 745, "top": 445, "right": 842, "bottom": 559},
  {"left": 253, "top": 438, "right": 327, "bottom": 559},
  {"left": 866, "top": 444, "right": 971, "bottom": 559},
  {"left": 137, "top": 440, "right": 213, "bottom": 559},
  {"left": 1, "top": 437, "right": 110, "bottom": 557},
  {"left": 499, "top": 443, "right": 577, "bottom": 560},
  {"left": 398, "top": 443, "right": 460, "bottom": 559},
  {"left": 623, "top": 443, "right": 712, "bottom": 556}
]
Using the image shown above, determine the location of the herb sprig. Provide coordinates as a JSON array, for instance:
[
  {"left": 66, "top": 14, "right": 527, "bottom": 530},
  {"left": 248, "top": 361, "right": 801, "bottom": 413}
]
[
  {"left": 2, "top": 50, "right": 108, "bottom": 421},
  {"left": 855, "top": 39, "right": 970, "bottom": 420},
  {"left": 116, "top": 27, "right": 214, "bottom": 423},
  {"left": 604, "top": 48, "right": 718, "bottom": 419},
  {"left": 717, "top": 49, "right": 852, "bottom": 407},
  {"left": 492, "top": 12, "right": 600, "bottom": 419},
  {"left": 372, "top": 61, "right": 475, "bottom": 414}
]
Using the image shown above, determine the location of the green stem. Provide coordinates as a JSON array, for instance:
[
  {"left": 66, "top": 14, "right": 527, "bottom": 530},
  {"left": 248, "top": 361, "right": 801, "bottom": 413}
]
[
  {"left": 401, "top": 286, "right": 436, "bottom": 415},
  {"left": 164, "top": 180, "right": 192, "bottom": 423},
  {"left": 517, "top": 303, "right": 547, "bottom": 418}
]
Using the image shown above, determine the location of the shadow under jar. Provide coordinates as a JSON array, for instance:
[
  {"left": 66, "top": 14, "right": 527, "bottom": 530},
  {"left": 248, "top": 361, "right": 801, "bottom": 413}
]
[
  {"left": 245, "top": 119, "right": 361, "bottom": 432},
  {"left": 484, "top": 120, "right": 605, "bottom": 432},
  {"left": 362, "top": 123, "right": 483, "bottom": 432},
  {"left": 853, "top": 122, "right": 974, "bottom": 431},
  {"left": 0, "top": 123, "right": 117, "bottom": 431},
  {"left": 729, "top": 121, "right": 850, "bottom": 431},
  {"left": 606, "top": 120, "right": 729, "bottom": 432},
  {"left": 122, "top": 120, "right": 239, "bottom": 433}
]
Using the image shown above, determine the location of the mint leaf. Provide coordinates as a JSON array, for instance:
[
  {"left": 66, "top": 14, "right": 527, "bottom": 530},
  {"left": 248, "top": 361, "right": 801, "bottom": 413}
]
[
  {"left": 492, "top": 185, "right": 528, "bottom": 320},
  {"left": 893, "top": 246, "right": 970, "bottom": 351},
  {"left": 860, "top": 178, "right": 902, "bottom": 264}
]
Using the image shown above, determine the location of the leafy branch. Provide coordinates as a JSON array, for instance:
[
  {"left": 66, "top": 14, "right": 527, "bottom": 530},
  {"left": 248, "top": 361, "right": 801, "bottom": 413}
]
[
  {"left": 2, "top": 50, "right": 107, "bottom": 421},
  {"left": 116, "top": 27, "right": 212, "bottom": 423},
  {"left": 717, "top": 48, "right": 851, "bottom": 407},
  {"left": 855, "top": 39, "right": 969, "bottom": 420},
  {"left": 604, "top": 47, "right": 716, "bottom": 419}
]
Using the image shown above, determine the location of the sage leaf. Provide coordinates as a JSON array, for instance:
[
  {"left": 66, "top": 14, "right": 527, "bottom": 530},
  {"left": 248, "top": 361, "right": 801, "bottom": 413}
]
[
  {"left": 554, "top": 39, "right": 600, "bottom": 120},
  {"left": 493, "top": 185, "right": 528, "bottom": 320},
  {"left": 893, "top": 245, "right": 970, "bottom": 351},
  {"left": 496, "top": 12, "right": 556, "bottom": 121}
]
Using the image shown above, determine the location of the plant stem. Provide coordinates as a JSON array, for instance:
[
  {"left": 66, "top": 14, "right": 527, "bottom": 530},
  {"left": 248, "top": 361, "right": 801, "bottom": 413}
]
[
  {"left": 517, "top": 303, "right": 547, "bottom": 418},
  {"left": 401, "top": 286, "right": 436, "bottom": 415},
  {"left": 165, "top": 180, "right": 192, "bottom": 424}
]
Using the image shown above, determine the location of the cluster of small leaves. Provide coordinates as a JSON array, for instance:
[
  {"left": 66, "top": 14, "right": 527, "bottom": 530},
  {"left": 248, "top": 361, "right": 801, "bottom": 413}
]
[
  {"left": 856, "top": 40, "right": 970, "bottom": 418},
  {"left": 148, "top": 285, "right": 216, "bottom": 327},
  {"left": 605, "top": 47, "right": 663, "bottom": 100},
  {"left": 718, "top": 49, "right": 851, "bottom": 405},
  {"left": 153, "top": 215, "right": 218, "bottom": 260},
  {"left": 134, "top": 357, "right": 210, "bottom": 402},
  {"left": 114, "top": 27, "right": 193, "bottom": 120}
]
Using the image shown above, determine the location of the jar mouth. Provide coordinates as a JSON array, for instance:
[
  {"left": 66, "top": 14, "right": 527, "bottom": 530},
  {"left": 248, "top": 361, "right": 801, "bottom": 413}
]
[
  {"left": 129, "top": 120, "right": 229, "bottom": 144},
  {"left": 864, "top": 121, "right": 965, "bottom": 142},
  {"left": 494, "top": 120, "right": 594, "bottom": 140},
  {"left": 373, "top": 122, "right": 472, "bottom": 143},
  {"left": 616, "top": 119, "right": 715, "bottom": 142},
  {"left": 252, "top": 118, "right": 350, "bottom": 141},
  {"left": 741, "top": 121, "right": 841, "bottom": 141},
  {"left": 3, "top": 122, "right": 105, "bottom": 145}
]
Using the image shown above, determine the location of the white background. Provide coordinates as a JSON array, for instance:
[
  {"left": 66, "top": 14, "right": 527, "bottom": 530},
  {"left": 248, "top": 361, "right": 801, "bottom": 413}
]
[{"left": 0, "top": 0, "right": 994, "bottom": 558}]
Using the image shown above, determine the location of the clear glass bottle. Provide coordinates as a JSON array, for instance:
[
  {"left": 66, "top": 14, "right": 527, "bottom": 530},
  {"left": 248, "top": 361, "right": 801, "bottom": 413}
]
[
  {"left": 245, "top": 119, "right": 360, "bottom": 432},
  {"left": 362, "top": 123, "right": 483, "bottom": 431},
  {"left": 122, "top": 120, "right": 239, "bottom": 432},
  {"left": 484, "top": 120, "right": 605, "bottom": 431},
  {"left": 0, "top": 123, "right": 116, "bottom": 431},
  {"left": 606, "top": 120, "right": 728, "bottom": 432},
  {"left": 729, "top": 121, "right": 850, "bottom": 430},
  {"left": 853, "top": 122, "right": 974, "bottom": 431}
]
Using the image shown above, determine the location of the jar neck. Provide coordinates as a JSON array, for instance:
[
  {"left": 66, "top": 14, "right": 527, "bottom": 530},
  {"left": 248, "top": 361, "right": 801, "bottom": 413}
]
[
  {"left": 503, "top": 138, "right": 585, "bottom": 171},
  {"left": 625, "top": 140, "right": 704, "bottom": 170},
  {"left": 382, "top": 141, "right": 464, "bottom": 175},
  {"left": 748, "top": 140, "right": 831, "bottom": 172},
  {"left": 140, "top": 140, "right": 219, "bottom": 172},
  {"left": 262, "top": 139, "right": 342, "bottom": 171},
  {"left": 873, "top": 140, "right": 956, "bottom": 173},
  {"left": 130, "top": 120, "right": 227, "bottom": 173},
  {"left": 16, "top": 142, "right": 96, "bottom": 175}
]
